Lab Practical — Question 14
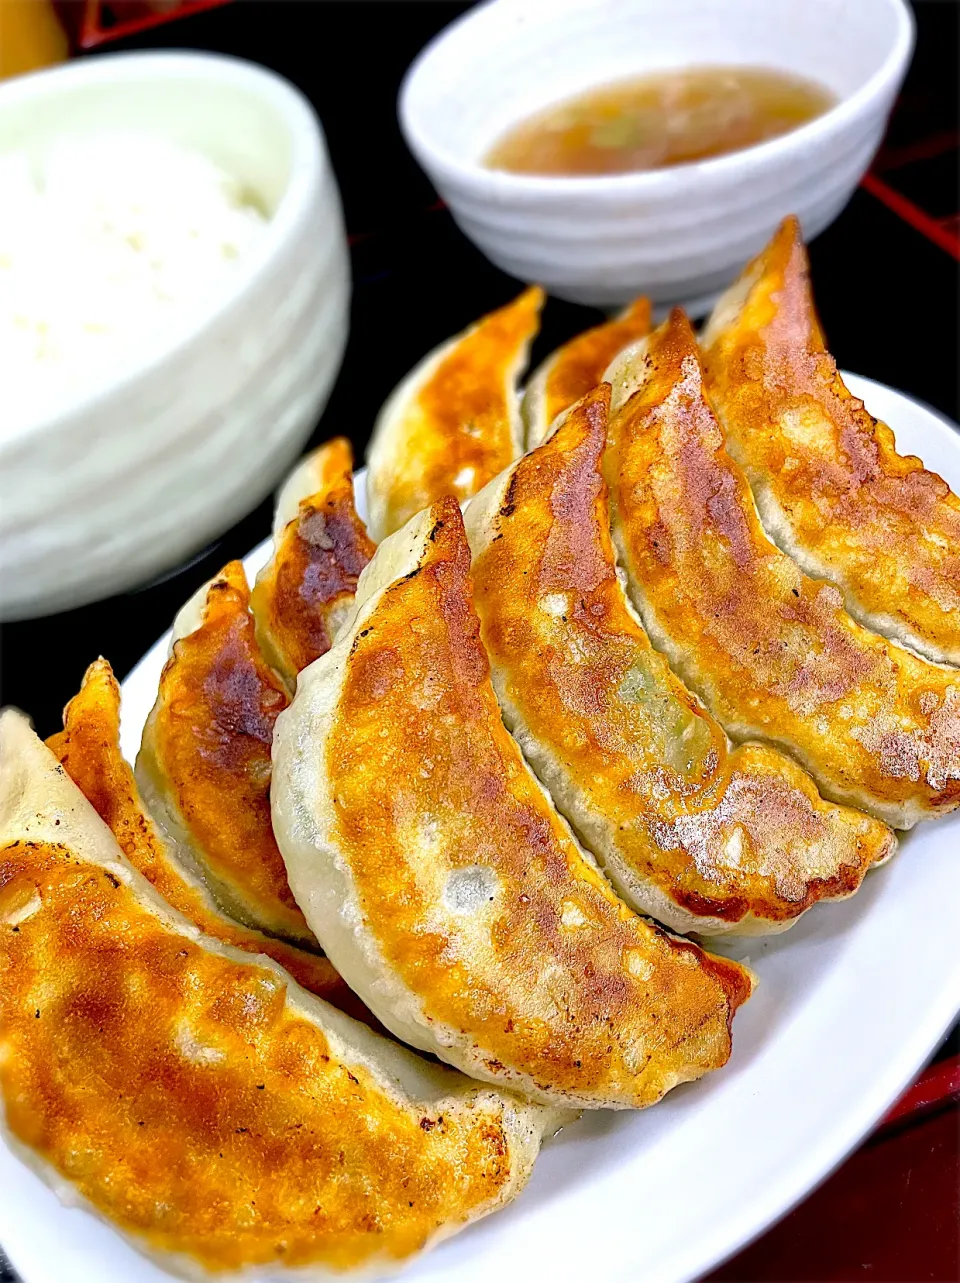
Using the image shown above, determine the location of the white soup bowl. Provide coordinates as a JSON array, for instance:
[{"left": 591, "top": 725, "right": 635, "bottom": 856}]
[{"left": 400, "top": 0, "right": 913, "bottom": 310}]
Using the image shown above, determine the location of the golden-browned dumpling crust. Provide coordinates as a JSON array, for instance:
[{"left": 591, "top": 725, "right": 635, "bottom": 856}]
[
  {"left": 366, "top": 286, "right": 544, "bottom": 540},
  {"left": 523, "top": 297, "right": 651, "bottom": 448},
  {"left": 0, "top": 711, "right": 553, "bottom": 1279},
  {"left": 272, "top": 497, "right": 752, "bottom": 1110},
  {"left": 605, "top": 312, "right": 960, "bottom": 830},
  {"left": 701, "top": 217, "right": 960, "bottom": 667},
  {"left": 465, "top": 386, "right": 895, "bottom": 937},
  {"left": 137, "top": 561, "right": 315, "bottom": 945},
  {"left": 47, "top": 658, "right": 374, "bottom": 1024},
  {"left": 252, "top": 439, "right": 376, "bottom": 690}
]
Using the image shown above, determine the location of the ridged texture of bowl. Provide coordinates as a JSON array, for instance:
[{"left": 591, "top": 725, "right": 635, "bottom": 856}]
[
  {"left": 400, "top": 0, "right": 913, "bottom": 309},
  {"left": 0, "top": 53, "right": 350, "bottom": 620}
]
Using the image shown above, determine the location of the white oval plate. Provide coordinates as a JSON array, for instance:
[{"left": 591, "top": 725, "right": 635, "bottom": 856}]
[{"left": 3, "top": 374, "right": 959, "bottom": 1283}]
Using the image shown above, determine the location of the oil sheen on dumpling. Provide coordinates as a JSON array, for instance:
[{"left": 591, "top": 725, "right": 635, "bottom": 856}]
[
  {"left": 523, "top": 296, "right": 651, "bottom": 448},
  {"left": 272, "top": 497, "right": 753, "bottom": 1110},
  {"left": 701, "top": 217, "right": 960, "bottom": 667},
  {"left": 0, "top": 711, "right": 553, "bottom": 1279},
  {"left": 252, "top": 438, "right": 376, "bottom": 690},
  {"left": 366, "top": 286, "right": 544, "bottom": 540},
  {"left": 137, "top": 561, "right": 315, "bottom": 945},
  {"left": 464, "top": 385, "right": 894, "bottom": 936},
  {"left": 47, "top": 658, "right": 374, "bottom": 1024},
  {"left": 605, "top": 311, "right": 960, "bottom": 830}
]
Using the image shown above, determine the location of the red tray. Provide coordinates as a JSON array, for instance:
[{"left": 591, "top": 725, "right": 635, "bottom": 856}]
[{"left": 56, "top": 0, "right": 232, "bottom": 51}]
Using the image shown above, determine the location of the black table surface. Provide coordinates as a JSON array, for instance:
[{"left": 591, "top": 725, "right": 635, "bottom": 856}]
[{"left": 0, "top": 4, "right": 956, "bottom": 1281}]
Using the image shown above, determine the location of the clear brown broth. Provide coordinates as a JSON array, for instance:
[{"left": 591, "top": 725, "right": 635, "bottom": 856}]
[{"left": 484, "top": 66, "right": 836, "bottom": 177}]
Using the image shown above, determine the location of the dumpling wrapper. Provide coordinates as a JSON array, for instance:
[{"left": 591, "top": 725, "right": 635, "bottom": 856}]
[
  {"left": 252, "top": 438, "right": 376, "bottom": 691},
  {"left": 47, "top": 658, "right": 375, "bottom": 1026},
  {"left": 366, "top": 286, "right": 544, "bottom": 540},
  {"left": 523, "top": 297, "right": 651, "bottom": 448},
  {"left": 605, "top": 311, "right": 960, "bottom": 830},
  {"left": 272, "top": 496, "right": 753, "bottom": 1110},
  {"left": 464, "top": 385, "right": 895, "bottom": 937},
  {"left": 0, "top": 710, "right": 553, "bottom": 1279},
  {"left": 137, "top": 561, "right": 315, "bottom": 946},
  {"left": 701, "top": 217, "right": 960, "bottom": 667}
]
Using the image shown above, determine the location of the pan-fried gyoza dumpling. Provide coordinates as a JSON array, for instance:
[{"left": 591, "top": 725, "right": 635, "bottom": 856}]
[
  {"left": 0, "top": 710, "right": 553, "bottom": 1278},
  {"left": 137, "top": 561, "right": 315, "bottom": 945},
  {"left": 701, "top": 217, "right": 960, "bottom": 667},
  {"left": 605, "top": 311, "right": 960, "bottom": 830},
  {"left": 47, "top": 658, "right": 374, "bottom": 1024},
  {"left": 366, "top": 286, "right": 544, "bottom": 540},
  {"left": 272, "top": 497, "right": 753, "bottom": 1110},
  {"left": 523, "top": 296, "right": 651, "bottom": 448},
  {"left": 252, "top": 438, "right": 376, "bottom": 690},
  {"left": 464, "top": 386, "right": 895, "bottom": 937}
]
